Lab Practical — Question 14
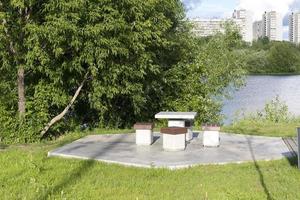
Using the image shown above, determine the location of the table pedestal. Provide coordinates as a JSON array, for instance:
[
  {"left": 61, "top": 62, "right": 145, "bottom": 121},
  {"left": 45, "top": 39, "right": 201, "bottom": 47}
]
[{"left": 168, "top": 120, "right": 193, "bottom": 141}]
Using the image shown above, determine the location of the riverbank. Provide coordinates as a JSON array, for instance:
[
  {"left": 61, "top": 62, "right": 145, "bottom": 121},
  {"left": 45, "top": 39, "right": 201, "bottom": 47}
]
[
  {"left": 222, "top": 119, "right": 300, "bottom": 137},
  {"left": 247, "top": 72, "right": 300, "bottom": 76}
]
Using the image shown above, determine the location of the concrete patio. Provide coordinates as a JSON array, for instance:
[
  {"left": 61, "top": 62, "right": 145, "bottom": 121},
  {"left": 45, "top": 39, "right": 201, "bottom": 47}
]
[{"left": 48, "top": 132, "right": 293, "bottom": 169}]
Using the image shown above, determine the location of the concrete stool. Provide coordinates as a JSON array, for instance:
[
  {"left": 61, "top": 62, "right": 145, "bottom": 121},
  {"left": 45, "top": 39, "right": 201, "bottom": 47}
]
[
  {"left": 161, "top": 127, "right": 187, "bottom": 151},
  {"left": 134, "top": 123, "right": 154, "bottom": 145},
  {"left": 168, "top": 120, "right": 194, "bottom": 142},
  {"left": 203, "top": 126, "right": 220, "bottom": 147}
]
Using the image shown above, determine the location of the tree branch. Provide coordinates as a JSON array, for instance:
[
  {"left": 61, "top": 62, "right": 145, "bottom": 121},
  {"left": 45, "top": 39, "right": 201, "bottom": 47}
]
[{"left": 40, "top": 72, "right": 89, "bottom": 138}]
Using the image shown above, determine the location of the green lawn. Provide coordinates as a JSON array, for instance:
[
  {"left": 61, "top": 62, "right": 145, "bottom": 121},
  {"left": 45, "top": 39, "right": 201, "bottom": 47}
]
[
  {"left": 222, "top": 119, "right": 300, "bottom": 138},
  {"left": 0, "top": 129, "right": 300, "bottom": 199}
]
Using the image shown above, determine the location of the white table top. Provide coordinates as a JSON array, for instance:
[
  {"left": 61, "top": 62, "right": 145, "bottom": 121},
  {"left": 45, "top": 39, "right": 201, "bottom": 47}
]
[{"left": 155, "top": 112, "right": 197, "bottom": 120}]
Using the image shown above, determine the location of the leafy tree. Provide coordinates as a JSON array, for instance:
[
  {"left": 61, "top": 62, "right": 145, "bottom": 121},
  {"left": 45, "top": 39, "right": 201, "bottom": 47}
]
[
  {"left": 0, "top": 1, "right": 45, "bottom": 118},
  {"left": 267, "top": 42, "right": 300, "bottom": 73},
  {"left": 33, "top": 0, "right": 189, "bottom": 136},
  {"left": 223, "top": 21, "right": 243, "bottom": 49},
  {"left": 0, "top": 1, "right": 54, "bottom": 142},
  {"left": 252, "top": 37, "right": 271, "bottom": 50},
  {"left": 0, "top": 0, "right": 245, "bottom": 143},
  {"left": 242, "top": 39, "right": 300, "bottom": 74},
  {"left": 244, "top": 50, "right": 269, "bottom": 73},
  {"left": 1, "top": 0, "right": 192, "bottom": 141},
  {"left": 167, "top": 28, "right": 246, "bottom": 124}
]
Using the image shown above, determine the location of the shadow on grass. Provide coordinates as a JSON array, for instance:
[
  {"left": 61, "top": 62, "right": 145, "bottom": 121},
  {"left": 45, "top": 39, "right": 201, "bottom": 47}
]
[
  {"left": 39, "top": 134, "right": 128, "bottom": 200},
  {"left": 282, "top": 137, "right": 299, "bottom": 168},
  {"left": 0, "top": 143, "right": 8, "bottom": 150},
  {"left": 247, "top": 137, "right": 273, "bottom": 200},
  {"left": 285, "top": 155, "right": 298, "bottom": 168}
]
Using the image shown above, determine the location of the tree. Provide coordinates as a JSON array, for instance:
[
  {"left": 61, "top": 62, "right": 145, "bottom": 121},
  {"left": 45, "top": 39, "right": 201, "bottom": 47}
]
[
  {"left": 244, "top": 50, "right": 269, "bottom": 73},
  {"left": 252, "top": 37, "right": 270, "bottom": 50},
  {"left": 242, "top": 39, "right": 300, "bottom": 74},
  {"left": 166, "top": 26, "right": 246, "bottom": 124},
  {"left": 0, "top": 0, "right": 245, "bottom": 143},
  {"left": 1, "top": 0, "right": 191, "bottom": 140},
  {"left": 0, "top": 1, "right": 50, "bottom": 118},
  {"left": 268, "top": 42, "right": 300, "bottom": 73},
  {"left": 223, "top": 21, "right": 243, "bottom": 49},
  {"left": 1, "top": 1, "right": 25, "bottom": 117},
  {"left": 32, "top": 0, "right": 189, "bottom": 137}
]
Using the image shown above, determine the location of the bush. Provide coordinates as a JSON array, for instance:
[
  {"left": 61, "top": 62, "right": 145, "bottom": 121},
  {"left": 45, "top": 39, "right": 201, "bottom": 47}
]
[
  {"left": 0, "top": 100, "right": 76, "bottom": 144},
  {"left": 246, "top": 96, "right": 292, "bottom": 123},
  {"left": 263, "top": 96, "right": 289, "bottom": 123},
  {"left": 0, "top": 105, "right": 43, "bottom": 144}
]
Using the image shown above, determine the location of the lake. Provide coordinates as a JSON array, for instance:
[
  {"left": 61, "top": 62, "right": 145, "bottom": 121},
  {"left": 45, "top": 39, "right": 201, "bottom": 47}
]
[{"left": 222, "top": 75, "right": 300, "bottom": 124}]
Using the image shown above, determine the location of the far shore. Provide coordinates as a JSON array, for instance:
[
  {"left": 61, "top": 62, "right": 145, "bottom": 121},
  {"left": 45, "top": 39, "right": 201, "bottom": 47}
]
[{"left": 247, "top": 72, "right": 300, "bottom": 76}]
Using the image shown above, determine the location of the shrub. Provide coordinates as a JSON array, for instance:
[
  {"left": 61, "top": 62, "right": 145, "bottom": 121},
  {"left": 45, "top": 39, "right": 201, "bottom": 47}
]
[
  {"left": 232, "top": 96, "right": 294, "bottom": 125},
  {"left": 263, "top": 96, "right": 290, "bottom": 123}
]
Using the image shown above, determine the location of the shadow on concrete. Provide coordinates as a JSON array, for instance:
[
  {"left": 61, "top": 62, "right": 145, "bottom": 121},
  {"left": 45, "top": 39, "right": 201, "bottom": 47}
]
[
  {"left": 247, "top": 137, "right": 273, "bottom": 200},
  {"left": 193, "top": 132, "right": 200, "bottom": 138},
  {"left": 59, "top": 144, "right": 88, "bottom": 153},
  {"left": 39, "top": 134, "right": 128, "bottom": 200},
  {"left": 152, "top": 136, "right": 160, "bottom": 144}
]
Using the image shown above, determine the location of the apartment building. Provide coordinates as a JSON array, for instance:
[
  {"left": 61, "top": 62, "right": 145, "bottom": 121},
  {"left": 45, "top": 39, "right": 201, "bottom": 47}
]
[
  {"left": 262, "top": 11, "right": 283, "bottom": 41},
  {"left": 289, "top": 12, "right": 300, "bottom": 44},
  {"left": 191, "top": 9, "right": 253, "bottom": 43},
  {"left": 232, "top": 9, "right": 253, "bottom": 42},
  {"left": 253, "top": 20, "right": 264, "bottom": 40}
]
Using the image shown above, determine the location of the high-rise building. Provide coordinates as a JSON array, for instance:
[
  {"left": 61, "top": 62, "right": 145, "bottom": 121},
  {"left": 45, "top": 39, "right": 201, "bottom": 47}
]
[
  {"left": 191, "top": 9, "right": 253, "bottom": 43},
  {"left": 262, "top": 11, "right": 283, "bottom": 41},
  {"left": 289, "top": 12, "right": 300, "bottom": 44},
  {"left": 232, "top": 9, "right": 253, "bottom": 42},
  {"left": 253, "top": 20, "right": 263, "bottom": 40}
]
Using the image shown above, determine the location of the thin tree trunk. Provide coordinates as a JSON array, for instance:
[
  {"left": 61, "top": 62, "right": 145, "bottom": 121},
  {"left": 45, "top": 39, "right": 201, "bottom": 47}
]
[
  {"left": 18, "top": 66, "right": 26, "bottom": 117},
  {"left": 40, "top": 72, "right": 89, "bottom": 138}
]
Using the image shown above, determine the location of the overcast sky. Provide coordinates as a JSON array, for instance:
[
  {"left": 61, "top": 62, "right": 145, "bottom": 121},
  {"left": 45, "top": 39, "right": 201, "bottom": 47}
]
[{"left": 182, "top": 0, "right": 300, "bottom": 40}]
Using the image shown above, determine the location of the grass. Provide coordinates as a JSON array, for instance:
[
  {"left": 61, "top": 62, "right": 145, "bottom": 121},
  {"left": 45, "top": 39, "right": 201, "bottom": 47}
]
[
  {"left": 222, "top": 119, "right": 300, "bottom": 138},
  {"left": 0, "top": 129, "right": 300, "bottom": 199}
]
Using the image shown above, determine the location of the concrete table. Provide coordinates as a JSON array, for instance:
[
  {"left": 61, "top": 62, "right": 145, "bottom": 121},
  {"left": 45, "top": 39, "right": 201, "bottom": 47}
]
[{"left": 155, "top": 112, "right": 197, "bottom": 141}]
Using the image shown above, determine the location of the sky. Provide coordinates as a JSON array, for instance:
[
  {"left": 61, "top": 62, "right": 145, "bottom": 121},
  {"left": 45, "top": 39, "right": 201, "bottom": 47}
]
[{"left": 182, "top": 0, "right": 300, "bottom": 40}]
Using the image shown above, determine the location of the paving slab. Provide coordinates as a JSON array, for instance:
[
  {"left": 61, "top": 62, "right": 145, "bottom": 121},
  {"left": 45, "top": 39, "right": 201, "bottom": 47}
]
[{"left": 48, "top": 132, "right": 293, "bottom": 169}]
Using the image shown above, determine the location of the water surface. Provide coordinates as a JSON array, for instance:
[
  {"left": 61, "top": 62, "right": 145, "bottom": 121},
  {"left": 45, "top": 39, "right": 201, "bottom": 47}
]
[{"left": 222, "top": 75, "right": 300, "bottom": 124}]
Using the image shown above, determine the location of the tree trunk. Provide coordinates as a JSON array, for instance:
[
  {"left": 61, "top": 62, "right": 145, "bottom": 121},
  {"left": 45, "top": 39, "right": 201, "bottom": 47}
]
[
  {"left": 40, "top": 72, "right": 89, "bottom": 138},
  {"left": 18, "top": 66, "right": 26, "bottom": 117}
]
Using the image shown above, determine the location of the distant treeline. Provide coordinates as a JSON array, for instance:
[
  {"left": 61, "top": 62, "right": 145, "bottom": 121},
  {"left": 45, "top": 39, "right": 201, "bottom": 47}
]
[{"left": 241, "top": 37, "right": 300, "bottom": 74}]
